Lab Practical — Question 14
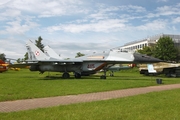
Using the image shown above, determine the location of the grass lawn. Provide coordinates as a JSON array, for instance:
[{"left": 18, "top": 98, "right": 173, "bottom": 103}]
[
  {"left": 0, "top": 68, "right": 180, "bottom": 102},
  {"left": 0, "top": 88, "right": 180, "bottom": 120}
]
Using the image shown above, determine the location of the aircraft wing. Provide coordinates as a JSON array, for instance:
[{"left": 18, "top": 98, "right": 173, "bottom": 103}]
[
  {"left": 9, "top": 59, "right": 83, "bottom": 68},
  {"left": 8, "top": 62, "right": 39, "bottom": 68},
  {"left": 82, "top": 52, "right": 162, "bottom": 64},
  {"left": 26, "top": 59, "right": 83, "bottom": 63}
]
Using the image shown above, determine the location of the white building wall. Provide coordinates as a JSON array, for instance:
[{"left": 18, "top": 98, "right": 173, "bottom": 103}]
[
  {"left": 120, "top": 40, "right": 149, "bottom": 52},
  {"left": 115, "top": 34, "right": 180, "bottom": 52}
]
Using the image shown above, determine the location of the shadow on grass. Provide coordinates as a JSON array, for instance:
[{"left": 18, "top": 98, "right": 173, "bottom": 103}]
[
  {"left": 37, "top": 74, "right": 155, "bottom": 81},
  {"left": 38, "top": 75, "right": 98, "bottom": 80}
]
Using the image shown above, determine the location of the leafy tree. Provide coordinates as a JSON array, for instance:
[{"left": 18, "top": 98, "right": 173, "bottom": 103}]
[
  {"left": 16, "top": 58, "right": 24, "bottom": 63},
  {"left": 35, "top": 36, "right": 44, "bottom": 52},
  {"left": 16, "top": 58, "right": 21, "bottom": 63},
  {"left": 153, "top": 36, "right": 178, "bottom": 61},
  {"left": 75, "top": 52, "right": 85, "bottom": 58},
  {"left": 0, "top": 53, "right": 6, "bottom": 61},
  {"left": 137, "top": 46, "right": 153, "bottom": 56},
  {"left": 177, "top": 48, "right": 180, "bottom": 62},
  {"left": 24, "top": 52, "right": 28, "bottom": 61}
]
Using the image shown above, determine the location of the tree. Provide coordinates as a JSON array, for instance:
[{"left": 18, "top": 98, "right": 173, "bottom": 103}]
[
  {"left": 16, "top": 58, "right": 24, "bottom": 63},
  {"left": 0, "top": 53, "right": 6, "bottom": 61},
  {"left": 153, "top": 36, "right": 178, "bottom": 61},
  {"left": 35, "top": 36, "right": 44, "bottom": 52},
  {"left": 16, "top": 58, "right": 21, "bottom": 63},
  {"left": 24, "top": 52, "right": 28, "bottom": 61},
  {"left": 177, "top": 48, "right": 180, "bottom": 62},
  {"left": 137, "top": 46, "right": 153, "bottom": 56},
  {"left": 75, "top": 52, "right": 85, "bottom": 58}
]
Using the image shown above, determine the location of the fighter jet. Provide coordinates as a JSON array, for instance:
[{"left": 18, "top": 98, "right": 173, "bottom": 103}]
[
  {"left": 43, "top": 46, "right": 134, "bottom": 77},
  {"left": 15, "top": 40, "right": 162, "bottom": 79}
]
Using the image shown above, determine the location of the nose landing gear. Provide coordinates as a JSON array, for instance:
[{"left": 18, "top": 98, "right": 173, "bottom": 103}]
[{"left": 100, "top": 69, "right": 107, "bottom": 79}]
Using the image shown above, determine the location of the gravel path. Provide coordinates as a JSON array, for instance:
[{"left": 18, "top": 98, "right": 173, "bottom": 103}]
[{"left": 1, "top": 84, "right": 180, "bottom": 113}]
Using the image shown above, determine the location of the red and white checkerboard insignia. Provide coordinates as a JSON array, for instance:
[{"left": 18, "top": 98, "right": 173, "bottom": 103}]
[{"left": 35, "top": 51, "right": 40, "bottom": 56}]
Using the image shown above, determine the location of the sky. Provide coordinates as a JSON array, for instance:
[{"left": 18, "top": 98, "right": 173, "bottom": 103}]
[{"left": 0, "top": 0, "right": 180, "bottom": 59}]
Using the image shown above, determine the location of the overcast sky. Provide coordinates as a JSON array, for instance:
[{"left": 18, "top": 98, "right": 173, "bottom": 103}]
[{"left": 0, "top": 0, "right": 180, "bottom": 59}]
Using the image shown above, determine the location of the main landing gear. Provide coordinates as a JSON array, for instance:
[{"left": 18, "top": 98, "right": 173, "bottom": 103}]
[
  {"left": 74, "top": 72, "right": 81, "bottom": 78},
  {"left": 62, "top": 72, "right": 82, "bottom": 79},
  {"left": 62, "top": 72, "right": 70, "bottom": 79}
]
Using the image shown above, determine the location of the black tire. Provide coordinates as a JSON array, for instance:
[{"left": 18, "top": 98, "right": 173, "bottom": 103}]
[
  {"left": 75, "top": 73, "right": 81, "bottom": 78},
  {"left": 62, "top": 72, "right": 70, "bottom": 79}
]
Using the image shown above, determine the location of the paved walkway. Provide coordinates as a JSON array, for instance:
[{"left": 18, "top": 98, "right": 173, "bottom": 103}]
[{"left": 1, "top": 84, "right": 180, "bottom": 113}]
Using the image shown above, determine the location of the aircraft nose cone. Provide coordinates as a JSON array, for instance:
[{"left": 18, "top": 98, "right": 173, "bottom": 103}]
[{"left": 133, "top": 53, "right": 163, "bottom": 63}]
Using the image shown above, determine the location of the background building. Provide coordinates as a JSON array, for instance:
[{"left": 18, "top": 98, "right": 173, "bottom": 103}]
[{"left": 114, "top": 34, "right": 180, "bottom": 52}]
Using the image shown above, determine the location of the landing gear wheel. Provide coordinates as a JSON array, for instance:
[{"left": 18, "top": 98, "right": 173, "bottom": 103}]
[
  {"left": 75, "top": 73, "right": 81, "bottom": 78},
  {"left": 62, "top": 72, "right": 70, "bottom": 79},
  {"left": 100, "top": 75, "right": 106, "bottom": 79}
]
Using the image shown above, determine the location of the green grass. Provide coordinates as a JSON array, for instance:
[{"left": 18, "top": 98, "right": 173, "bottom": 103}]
[
  {"left": 0, "top": 68, "right": 180, "bottom": 102},
  {"left": 0, "top": 88, "right": 180, "bottom": 120}
]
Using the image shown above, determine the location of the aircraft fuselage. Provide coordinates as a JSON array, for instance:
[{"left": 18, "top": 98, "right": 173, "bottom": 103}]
[{"left": 29, "top": 61, "right": 107, "bottom": 75}]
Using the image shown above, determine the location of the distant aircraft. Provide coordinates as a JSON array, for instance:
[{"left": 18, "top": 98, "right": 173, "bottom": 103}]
[
  {"left": 12, "top": 40, "right": 162, "bottom": 79},
  {"left": 107, "top": 64, "right": 132, "bottom": 76},
  {"left": 0, "top": 60, "right": 8, "bottom": 73}
]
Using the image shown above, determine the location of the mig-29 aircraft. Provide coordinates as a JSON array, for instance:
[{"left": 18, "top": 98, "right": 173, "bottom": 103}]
[
  {"left": 43, "top": 46, "right": 132, "bottom": 77},
  {"left": 14, "top": 40, "right": 162, "bottom": 79}
]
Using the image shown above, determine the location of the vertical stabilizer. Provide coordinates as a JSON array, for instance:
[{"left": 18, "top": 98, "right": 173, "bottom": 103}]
[
  {"left": 44, "top": 45, "right": 62, "bottom": 59},
  {"left": 26, "top": 40, "right": 50, "bottom": 60},
  {"left": 147, "top": 64, "right": 157, "bottom": 73}
]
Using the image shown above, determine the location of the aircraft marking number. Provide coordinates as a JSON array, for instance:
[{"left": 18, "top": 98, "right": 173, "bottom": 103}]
[{"left": 87, "top": 64, "right": 95, "bottom": 68}]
